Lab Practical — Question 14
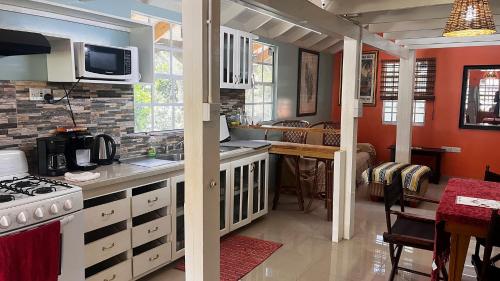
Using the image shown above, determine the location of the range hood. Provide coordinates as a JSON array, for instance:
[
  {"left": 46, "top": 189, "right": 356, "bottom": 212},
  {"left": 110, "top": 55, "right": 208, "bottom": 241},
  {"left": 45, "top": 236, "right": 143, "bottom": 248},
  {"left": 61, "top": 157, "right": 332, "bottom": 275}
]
[{"left": 0, "top": 29, "right": 51, "bottom": 56}]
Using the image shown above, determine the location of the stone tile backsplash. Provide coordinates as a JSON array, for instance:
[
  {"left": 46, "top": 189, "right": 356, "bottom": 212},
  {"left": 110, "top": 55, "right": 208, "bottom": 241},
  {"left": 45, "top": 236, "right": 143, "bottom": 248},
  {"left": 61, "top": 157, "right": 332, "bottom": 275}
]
[{"left": 0, "top": 80, "right": 182, "bottom": 172}]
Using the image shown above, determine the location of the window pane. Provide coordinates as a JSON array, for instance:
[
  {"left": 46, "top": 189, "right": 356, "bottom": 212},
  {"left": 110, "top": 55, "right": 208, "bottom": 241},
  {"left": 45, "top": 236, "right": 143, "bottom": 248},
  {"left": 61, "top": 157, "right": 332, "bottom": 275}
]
[
  {"left": 245, "top": 89, "right": 253, "bottom": 104},
  {"left": 253, "top": 104, "right": 263, "bottom": 124},
  {"left": 154, "top": 50, "right": 170, "bottom": 73},
  {"left": 172, "top": 52, "right": 183, "bottom": 75},
  {"left": 174, "top": 106, "right": 184, "bottom": 130},
  {"left": 263, "top": 46, "right": 273, "bottom": 64},
  {"left": 176, "top": 80, "right": 184, "bottom": 103},
  {"left": 244, "top": 105, "right": 253, "bottom": 124},
  {"left": 155, "top": 79, "right": 177, "bottom": 104},
  {"left": 253, "top": 64, "right": 263, "bottom": 82},
  {"left": 154, "top": 106, "right": 173, "bottom": 131},
  {"left": 171, "top": 24, "right": 183, "bottom": 49},
  {"left": 264, "top": 85, "right": 273, "bottom": 102},
  {"left": 135, "top": 106, "right": 152, "bottom": 132},
  {"left": 262, "top": 65, "right": 273, "bottom": 83},
  {"left": 264, "top": 104, "right": 273, "bottom": 121},
  {"left": 134, "top": 84, "right": 152, "bottom": 104},
  {"left": 253, "top": 85, "right": 263, "bottom": 103}
]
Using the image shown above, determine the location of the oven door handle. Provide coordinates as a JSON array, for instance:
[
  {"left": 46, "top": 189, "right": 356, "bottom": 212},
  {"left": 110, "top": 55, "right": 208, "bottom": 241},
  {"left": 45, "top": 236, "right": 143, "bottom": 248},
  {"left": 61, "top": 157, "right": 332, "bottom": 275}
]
[{"left": 60, "top": 215, "right": 75, "bottom": 226}]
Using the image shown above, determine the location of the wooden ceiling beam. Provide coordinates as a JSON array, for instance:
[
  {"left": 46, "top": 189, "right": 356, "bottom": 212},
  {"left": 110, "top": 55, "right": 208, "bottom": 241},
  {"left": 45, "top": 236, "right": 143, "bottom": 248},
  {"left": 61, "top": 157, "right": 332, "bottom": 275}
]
[
  {"left": 244, "top": 13, "right": 273, "bottom": 31},
  {"left": 324, "top": 40, "right": 344, "bottom": 54},
  {"left": 408, "top": 41, "right": 500, "bottom": 50},
  {"left": 253, "top": 20, "right": 295, "bottom": 39},
  {"left": 398, "top": 34, "right": 500, "bottom": 46},
  {"left": 325, "top": 0, "right": 454, "bottom": 15},
  {"left": 275, "top": 27, "right": 312, "bottom": 43}
]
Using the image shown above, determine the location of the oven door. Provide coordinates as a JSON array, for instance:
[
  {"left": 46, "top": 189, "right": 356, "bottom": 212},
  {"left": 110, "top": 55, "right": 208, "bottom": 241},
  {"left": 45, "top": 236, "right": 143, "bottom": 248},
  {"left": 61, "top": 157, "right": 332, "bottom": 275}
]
[
  {"left": 59, "top": 211, "right": 85, "bottom": 281},
  {"left": 83, "top": 45, "right": 132, "bottom": 80},
  {"left": 0, "top": 211, "right": 84, "bottom": 281}
]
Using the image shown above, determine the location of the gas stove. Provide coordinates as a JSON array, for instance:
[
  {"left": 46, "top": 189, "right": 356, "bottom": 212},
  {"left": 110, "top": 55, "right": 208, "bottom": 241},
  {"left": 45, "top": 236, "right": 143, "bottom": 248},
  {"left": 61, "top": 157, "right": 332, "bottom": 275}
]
[{"left": 0, "top": 150, "right": 83, "bottom": 234}]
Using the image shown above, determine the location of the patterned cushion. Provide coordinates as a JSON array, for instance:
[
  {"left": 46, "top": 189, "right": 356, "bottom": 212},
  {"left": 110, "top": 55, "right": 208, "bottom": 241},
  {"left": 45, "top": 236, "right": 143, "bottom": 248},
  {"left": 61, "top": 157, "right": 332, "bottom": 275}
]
[
  {"left": 401, "top": 165, "right": 431, "bottom": 192},
  {"left": 362, "top": 162, "right": 408, "bottom": 185}
]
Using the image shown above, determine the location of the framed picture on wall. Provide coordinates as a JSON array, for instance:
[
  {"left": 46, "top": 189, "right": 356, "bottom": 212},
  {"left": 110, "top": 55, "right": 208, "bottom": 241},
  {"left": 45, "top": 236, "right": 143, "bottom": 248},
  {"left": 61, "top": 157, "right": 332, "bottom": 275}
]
[
  {"left": 338, "top": 51, "right": 379, "bottom": 106},
  {"left": 359, "top": 51, "right": 378, "bottom": 106},
  {"left": 297, "top": 49, "right": 320, "bottom": 117}
]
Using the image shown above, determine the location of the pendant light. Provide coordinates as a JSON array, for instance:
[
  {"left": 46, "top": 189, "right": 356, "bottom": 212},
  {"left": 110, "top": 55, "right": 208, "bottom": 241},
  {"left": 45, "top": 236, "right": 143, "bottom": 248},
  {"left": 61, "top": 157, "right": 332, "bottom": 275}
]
[{"left": 443, "top": 0, "right": 496, "bottom": 37}]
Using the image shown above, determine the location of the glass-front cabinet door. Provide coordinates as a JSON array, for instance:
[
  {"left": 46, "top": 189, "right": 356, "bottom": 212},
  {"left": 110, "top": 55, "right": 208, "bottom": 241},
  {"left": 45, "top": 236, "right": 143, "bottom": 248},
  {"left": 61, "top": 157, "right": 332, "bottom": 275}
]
[
  {"left": 237, "top": 32, "right": 252, "bottom": 89},
  {"left": 251, "top": 153, "right": 269, "bottom": 220},
  {"left": 220, "top": 26, "right": 236, "bottom": 89},
  {"left": 230, "top": 158, "right": 252, "bottom": 231},
  {"left": 220, "top": 163, "right": 231, "bottom": 236},
  {"left": 171, "top": 175, "right": 185, "bottom": 260}
]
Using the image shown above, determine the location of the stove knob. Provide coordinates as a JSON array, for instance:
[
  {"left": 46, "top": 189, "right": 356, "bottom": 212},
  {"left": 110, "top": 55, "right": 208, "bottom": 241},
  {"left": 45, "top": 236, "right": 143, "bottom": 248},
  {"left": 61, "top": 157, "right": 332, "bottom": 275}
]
[
  {"left": 17, "top": 212, "right": 27, "bottom": 224},
  {"left": 0, "top": 216, "right": 10, "bottom": 229},
  {"left": 63, "top": 200, "right": 73, "bottom": 211},
  {"left": 49, "top": 204, "right": 59, "bottom": 215},
  {"left": 34, "top": 208, "right": 44, "bottom": 219}
]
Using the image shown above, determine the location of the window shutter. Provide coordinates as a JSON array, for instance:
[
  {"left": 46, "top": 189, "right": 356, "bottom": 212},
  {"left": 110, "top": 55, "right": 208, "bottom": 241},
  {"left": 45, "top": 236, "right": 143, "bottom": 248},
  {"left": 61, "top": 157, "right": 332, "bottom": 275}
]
[
  {"left": 380, "top": 58, "right": 436, "bottom": 101},
  {"left": 414, "top": 58, "right": 436, "bottom": 100},
  {"left": 380, "top": 60, "right": 400, "bottom": 100}
]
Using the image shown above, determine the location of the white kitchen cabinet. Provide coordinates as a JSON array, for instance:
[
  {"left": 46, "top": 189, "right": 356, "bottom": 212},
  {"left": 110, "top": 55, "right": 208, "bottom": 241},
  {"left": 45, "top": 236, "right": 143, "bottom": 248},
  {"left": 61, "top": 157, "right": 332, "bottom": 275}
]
[
  {"left": 220, "top": 26, "right": 254, "bottom": 90},
  {"left": 219, "top": 163, "right": 232, "bottom": 236},
  {"left": 170, "top": 174, "right": 185, "bottom": 260},
  {"left": 229, "top": 158, "right": 252, "bottom": 231},
  {"left": 250, "top": 153, "right": 269, "bottom": 220},
  {"left": 170, "top": 164, "right": 233, "bottom": 260}
]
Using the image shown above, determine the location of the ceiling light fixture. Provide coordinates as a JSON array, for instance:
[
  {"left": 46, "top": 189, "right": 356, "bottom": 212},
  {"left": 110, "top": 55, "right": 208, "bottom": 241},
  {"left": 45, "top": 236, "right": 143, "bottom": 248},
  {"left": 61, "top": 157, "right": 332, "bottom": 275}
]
[{"left": 443, "top": 0, "right": 496, "bottom": 37}]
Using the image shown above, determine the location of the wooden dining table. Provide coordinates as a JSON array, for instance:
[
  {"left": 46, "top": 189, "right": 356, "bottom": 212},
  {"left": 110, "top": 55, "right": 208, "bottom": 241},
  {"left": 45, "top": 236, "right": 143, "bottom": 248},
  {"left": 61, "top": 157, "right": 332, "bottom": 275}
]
[{"left": 434, "top": 178, "right": 500, "bottom": 281}]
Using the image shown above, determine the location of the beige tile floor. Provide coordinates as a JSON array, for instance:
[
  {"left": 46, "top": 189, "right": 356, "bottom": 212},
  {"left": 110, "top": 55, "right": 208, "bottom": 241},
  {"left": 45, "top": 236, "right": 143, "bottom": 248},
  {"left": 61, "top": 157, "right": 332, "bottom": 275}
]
[{"left": 142, "top": 180, "right": 481, "bottom": 281}]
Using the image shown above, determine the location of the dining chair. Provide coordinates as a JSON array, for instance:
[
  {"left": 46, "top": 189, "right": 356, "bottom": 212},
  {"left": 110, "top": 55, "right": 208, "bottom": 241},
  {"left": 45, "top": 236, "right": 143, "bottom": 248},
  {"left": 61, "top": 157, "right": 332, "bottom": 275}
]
[
  {"left": 265, "top": 120, "right": 309, "bottom": 211},
  {"left": 305, "top": 121, "right": 340, "bottom": 212},
  {"left": 471, "top": 209, "right": 500, "bottom": 281},
  {"left": 382, "top": 170, "right": 448, "bottom": 281},
  {"left": 484, "top": 165, "right": 500, "bottom": 183}
]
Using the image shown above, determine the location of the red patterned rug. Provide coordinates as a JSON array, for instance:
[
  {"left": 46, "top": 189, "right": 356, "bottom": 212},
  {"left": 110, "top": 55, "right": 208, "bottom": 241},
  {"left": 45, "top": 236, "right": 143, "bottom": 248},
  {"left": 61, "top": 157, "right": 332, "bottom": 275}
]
[{"left": 175, "top": 235, "right": 283, "bottom": 281}]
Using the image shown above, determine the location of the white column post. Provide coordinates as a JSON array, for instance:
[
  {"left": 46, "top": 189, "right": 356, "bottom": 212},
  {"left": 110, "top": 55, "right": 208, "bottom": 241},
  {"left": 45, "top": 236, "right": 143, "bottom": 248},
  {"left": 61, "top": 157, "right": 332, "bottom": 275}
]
[
  {"left": 339, "top": 35, "right": 362, "bottom": 240},
  {"left": 182, "top": 0, "right": 221, "bottom": 280},
  {"left": 395, "top": 50, "right": 416, "bottom": 164}
]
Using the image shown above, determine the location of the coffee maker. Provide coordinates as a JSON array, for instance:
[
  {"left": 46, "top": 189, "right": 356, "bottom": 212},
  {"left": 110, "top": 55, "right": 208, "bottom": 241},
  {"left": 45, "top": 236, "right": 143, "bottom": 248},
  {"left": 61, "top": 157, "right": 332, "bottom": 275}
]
[
  {"left": 62, "top": 131, "right": 98, "bottom": 171},
  {"left": 37, "top": 137, "right": 68, "bottom": 176}
]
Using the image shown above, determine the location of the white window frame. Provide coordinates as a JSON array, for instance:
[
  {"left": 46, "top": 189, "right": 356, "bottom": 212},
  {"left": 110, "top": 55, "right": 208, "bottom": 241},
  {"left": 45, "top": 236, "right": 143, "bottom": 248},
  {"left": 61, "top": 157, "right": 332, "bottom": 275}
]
[
  {"left": 382, "top": 100, "right": 426, "bottom": 126},
  {"left": 245, "top": 42, "right": 276, "bottom": 123},
  {"left": 132, "top": 12, "right": 184, "bottom": 133}
]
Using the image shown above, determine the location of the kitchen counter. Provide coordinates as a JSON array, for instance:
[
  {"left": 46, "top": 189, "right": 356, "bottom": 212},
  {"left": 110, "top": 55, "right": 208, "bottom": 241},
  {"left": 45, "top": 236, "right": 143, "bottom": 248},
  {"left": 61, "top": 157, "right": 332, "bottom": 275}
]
[{"left": 62, "top": 147, "right": 268, "bottom": 199}]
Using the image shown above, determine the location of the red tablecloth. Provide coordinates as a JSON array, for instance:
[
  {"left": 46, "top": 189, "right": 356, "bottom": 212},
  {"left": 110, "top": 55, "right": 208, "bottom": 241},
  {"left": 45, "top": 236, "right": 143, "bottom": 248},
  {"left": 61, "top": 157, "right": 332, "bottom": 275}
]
[{"left": 432, "top": 178, "right": 500, "bottom": 280}]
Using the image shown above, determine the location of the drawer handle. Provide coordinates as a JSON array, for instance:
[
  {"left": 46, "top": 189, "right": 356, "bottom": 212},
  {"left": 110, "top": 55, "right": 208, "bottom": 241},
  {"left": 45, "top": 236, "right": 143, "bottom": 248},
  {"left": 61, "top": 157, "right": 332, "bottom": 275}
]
[
  {"left": 101, "top": 210, "right": 115, "bottom": 217},
  {"left": 102, "top": 242, "right": 115, "bottom": 251},
  {"left": 148, "top": 226, "right": 159, "bottom": 234},
  {"left": 147, "top": 197, "right": 159, "bottom": 204},
  {"left": 103, "top": 274, "right": 116, "bottom": 281},
  {"left": 149, "top": 254, "right": 160, "bottom": 262}
]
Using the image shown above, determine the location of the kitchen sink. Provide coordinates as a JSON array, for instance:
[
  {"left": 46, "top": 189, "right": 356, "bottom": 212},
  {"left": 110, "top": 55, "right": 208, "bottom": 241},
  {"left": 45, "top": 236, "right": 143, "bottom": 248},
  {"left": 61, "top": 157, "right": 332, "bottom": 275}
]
[{"left": 157, "top": 153, "right": 185, "bottom": 161}]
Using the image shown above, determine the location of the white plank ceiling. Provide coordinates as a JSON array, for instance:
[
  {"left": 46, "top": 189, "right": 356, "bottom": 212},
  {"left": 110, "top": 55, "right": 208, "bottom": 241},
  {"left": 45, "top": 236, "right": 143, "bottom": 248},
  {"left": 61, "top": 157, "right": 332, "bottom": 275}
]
[{"left": 219, "top": 0, "right": 500, "bottom": 53}]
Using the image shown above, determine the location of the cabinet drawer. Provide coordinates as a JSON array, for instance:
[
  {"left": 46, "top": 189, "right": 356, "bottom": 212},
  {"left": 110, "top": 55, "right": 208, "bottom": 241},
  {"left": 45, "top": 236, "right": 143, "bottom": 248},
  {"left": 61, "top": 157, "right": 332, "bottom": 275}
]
[
  {"left": 132, "top": 186, "right": 170, "bottom": 217},
  {"left": 86, "top": 259, "right": 132, "bottom": 281},
  {"left": 85, "top": 198, "right": 130, "bottom": 232},
  {"left": 85, "top": 230, "right": 131, "bottom": 268},
  {"left": 133, "top": 243, "right": 171, "bottom": 277},
  {"left": 132, "top": 215, "right": 171, "bottom": 248}
]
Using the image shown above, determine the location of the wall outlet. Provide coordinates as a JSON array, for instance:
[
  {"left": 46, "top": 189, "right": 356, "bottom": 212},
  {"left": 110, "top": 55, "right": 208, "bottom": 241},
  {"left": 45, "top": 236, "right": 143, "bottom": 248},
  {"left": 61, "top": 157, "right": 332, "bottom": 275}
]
[
  {"left": 29, "top": 88, "right": 52, "bottom": 101},
  {"left": 441, "top": 146, "right": 461, "bottom": 153}
]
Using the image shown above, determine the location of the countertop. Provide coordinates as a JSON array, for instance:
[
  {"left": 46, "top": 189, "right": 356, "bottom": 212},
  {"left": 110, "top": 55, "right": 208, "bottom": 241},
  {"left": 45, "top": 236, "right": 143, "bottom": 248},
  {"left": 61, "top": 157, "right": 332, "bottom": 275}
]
[{"left": 60, "top": 146, "right": 268, "bottom": 198}]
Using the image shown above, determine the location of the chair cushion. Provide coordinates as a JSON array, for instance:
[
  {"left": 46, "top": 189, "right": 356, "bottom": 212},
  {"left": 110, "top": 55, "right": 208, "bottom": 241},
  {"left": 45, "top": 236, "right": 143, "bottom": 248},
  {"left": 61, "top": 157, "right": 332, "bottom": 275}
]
[
  {"left": 383, "top": 217, "right": 435, "bottom": 250},
  {"left": 362, "top": 162, "right": 407, "bottom": 185},
  {"left": 401, "top": 165, "right": 431, "bottom": 192}
]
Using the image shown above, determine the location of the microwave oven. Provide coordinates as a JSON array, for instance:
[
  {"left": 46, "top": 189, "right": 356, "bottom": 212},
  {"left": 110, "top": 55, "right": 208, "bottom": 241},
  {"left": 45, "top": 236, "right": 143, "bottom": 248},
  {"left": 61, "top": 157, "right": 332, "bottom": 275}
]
[{"left": 74, "top": 42, "right": 139, "bottom": 82}]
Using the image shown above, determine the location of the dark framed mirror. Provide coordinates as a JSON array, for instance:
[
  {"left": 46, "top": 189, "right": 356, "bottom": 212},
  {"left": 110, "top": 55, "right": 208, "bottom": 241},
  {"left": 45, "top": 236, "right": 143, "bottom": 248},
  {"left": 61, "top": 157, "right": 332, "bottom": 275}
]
[{"left": 459, "top": 65, "right": 500, "bottom": 130}]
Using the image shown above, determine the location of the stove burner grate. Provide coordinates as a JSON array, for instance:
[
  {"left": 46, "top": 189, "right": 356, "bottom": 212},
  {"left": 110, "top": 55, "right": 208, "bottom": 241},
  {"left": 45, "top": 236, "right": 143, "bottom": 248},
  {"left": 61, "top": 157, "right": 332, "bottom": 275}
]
[
  {"left": 0, "top": 176, "right": 72, "bottom": 196},
  {"left": 0, "top": 194, "right": 15, "bottom": 203}
]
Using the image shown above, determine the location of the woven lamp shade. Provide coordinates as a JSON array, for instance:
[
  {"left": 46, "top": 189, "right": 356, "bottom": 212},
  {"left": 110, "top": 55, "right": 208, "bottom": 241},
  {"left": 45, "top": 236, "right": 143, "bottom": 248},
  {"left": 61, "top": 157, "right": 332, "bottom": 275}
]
[{"left": 443, "top": 0, "right": 496, "bottom": 37}]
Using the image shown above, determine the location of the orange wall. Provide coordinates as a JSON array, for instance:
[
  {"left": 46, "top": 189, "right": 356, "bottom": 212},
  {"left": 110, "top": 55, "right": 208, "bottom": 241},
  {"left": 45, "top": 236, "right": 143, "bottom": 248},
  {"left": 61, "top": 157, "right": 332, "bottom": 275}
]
[{"left": 331, "top": 46, "right": 500, "bottom": 179}]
